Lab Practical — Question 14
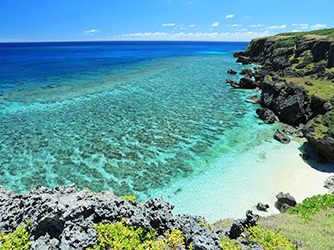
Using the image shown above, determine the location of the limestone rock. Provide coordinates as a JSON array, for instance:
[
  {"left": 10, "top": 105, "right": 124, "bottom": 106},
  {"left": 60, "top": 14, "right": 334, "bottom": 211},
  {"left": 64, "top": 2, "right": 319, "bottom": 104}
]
[
  {"left": 324, "top": 176, "right": 334, "bottom": 193},
  {"left": 256, "top": 108, "right": 276, "bottom": 124},
  {"left": 239, "top": 77, "right": 258, "bottom": 89},
  {"left": 276, "top": 192, "right": 297, "bottom": 212},
  {"left": 274, "top": 130, "right": 291, "bottom": 143},
  {"left": 227, "top": 69, "right": 238, "bottom": 75},
  {"left": 256, "top": 202, "right": 269, "bottom": 212}
]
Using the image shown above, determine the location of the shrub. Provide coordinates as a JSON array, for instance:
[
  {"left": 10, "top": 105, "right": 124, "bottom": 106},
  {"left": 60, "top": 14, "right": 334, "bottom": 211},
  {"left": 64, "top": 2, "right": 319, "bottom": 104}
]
[
  {"left": 219, "top": 237, "right": 241, "bottom": 249},
  {"left": 246, "top": 226, "right": 296, "bottom": 249},
  {"left": 121, "top": 195, "right": 137, "bottom": 203},
  {"left": 89, "top": 218, "right": 186, "bottom": 249},
  {"left": 274, "top": 38, "right": 297, "bottom": 48},
  {"left": 0, "top": 220, "right": 30, "bottom": 249},
  {"left": 287, "top": 194, "right": 334, "bottom": 222}
]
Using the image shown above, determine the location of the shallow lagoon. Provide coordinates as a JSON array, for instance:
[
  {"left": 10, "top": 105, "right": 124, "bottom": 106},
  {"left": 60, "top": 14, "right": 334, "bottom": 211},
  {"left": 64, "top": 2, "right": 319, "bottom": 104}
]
[{"left": 0, "top": 42, "right": 313, "bottom": 221}]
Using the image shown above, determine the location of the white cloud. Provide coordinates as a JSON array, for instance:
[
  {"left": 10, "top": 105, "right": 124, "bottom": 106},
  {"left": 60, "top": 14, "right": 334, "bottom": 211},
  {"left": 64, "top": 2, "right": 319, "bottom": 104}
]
[
  {"left": 292, "top": 23, "right": 309, "bottom": 29},
  {"left": 244, "top": 16, "right": 252, "bottom": 19},
  {"left": 162, "top": 23, "right": 176, "bottom": 27},
  {"left": 225, "top": 14, "right": 235, "bottom": 19},
  {"left": 249, "top": 24, "right": 264, "bottom": 28},
  {"left": 210, "top": 22, "right": 220, "bottom": 27},
  {"left": 189, "top": 24, "right": 196, "bottom": 28},
  {"left": 84, "top": 29, "right": 100, "bottom": 35},
  {"left": 228, "top": 24, "right": 242, "bottom": 27},
  {"left": 113, "top": 30, "right": 272, "bottom": 41},
  {"left": 310, "top": 24, "right": 327, "bottom": 30},
  {"left": 266, "top": 24, "right": 286, "bottom": 29}
]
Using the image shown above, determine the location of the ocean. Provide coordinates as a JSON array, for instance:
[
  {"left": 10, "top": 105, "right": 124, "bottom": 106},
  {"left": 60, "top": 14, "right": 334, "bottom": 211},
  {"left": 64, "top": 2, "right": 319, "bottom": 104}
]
[{"left": 0, "top": 41, "right": 304, "bottom": 222}]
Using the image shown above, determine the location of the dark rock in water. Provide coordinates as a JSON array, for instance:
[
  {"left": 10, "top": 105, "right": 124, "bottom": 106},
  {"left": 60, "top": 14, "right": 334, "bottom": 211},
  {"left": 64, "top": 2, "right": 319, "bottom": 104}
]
[
  {"left": 239, "top": 77, "right": 258, "bottom": 89},
  {"left": 239, "top": 68, "right": 253, "bottom": 76},
  {"left": 256, "top": 202, "right": 269, "bottom": 212},
  {"left": 324, "top": 176, "right": 334, "bottom": 193},
  {"left": 274, "top": 130, "right": 291, "bottom": 144},
  {"left": 236, "top": 56, "right": 251, "bottom": 65},
  {"left": 226, "top": 79, "right": 239, "bottom": 87},
  {"left": 233, "top": 51, "right": 247, "bottom": 57},
  {"left": 282, "top": 123, "right": 304, "bottom": 137},
  {"left": 276, "top": 192, "right": 297, "bottom": 212},
  {"left": 246, "top": 95, "right": 260, "bottom": 104},
  {"left": 256, "top": 108, "right": 276, "bottom": 124},
  {"left": 228, "top": 210, "right": 259, "bottom": 239},
  {"left": 227, "top": 69, "right": 238, "bottom": 75},
  {"left": 0, "top": 184, "right": 222, "bottom": 249}
]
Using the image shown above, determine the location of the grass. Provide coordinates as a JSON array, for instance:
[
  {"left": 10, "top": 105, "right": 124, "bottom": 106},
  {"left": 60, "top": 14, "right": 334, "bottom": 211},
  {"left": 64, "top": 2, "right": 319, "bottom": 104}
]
[
  {"left": 282, "top": 76, "right": 334, "bottom": 101},
  {"left": 276, "top": 28, "right": 334, "bottom": 39},
  {"left": 274, "top": 37, "right": 298, "bottom": 48},
  {"left": 258, "top": 208, "right": 334, "bottom": 249}
]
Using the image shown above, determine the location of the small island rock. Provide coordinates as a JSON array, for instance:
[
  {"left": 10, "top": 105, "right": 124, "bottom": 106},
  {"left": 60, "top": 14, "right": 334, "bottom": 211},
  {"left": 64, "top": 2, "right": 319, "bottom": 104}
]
[{"left": 274, "top": 130, "right": 291, "bottom": 144}]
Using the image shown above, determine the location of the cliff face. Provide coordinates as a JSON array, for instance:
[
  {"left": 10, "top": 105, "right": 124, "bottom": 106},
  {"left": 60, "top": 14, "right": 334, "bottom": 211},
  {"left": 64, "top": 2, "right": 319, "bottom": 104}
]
[{"left": 234, "top": 30, "right": 334, "bottom": 163}]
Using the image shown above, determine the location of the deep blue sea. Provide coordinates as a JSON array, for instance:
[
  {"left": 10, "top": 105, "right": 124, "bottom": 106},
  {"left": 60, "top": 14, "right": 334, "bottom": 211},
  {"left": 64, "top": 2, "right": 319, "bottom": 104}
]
[{"left": 0, "top": 41, "right": 305, "bottom": 221}]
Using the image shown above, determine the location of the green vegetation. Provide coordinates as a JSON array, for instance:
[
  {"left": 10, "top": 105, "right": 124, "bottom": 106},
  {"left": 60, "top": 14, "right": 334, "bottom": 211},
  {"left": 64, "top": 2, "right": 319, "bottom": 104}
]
[
  {"left": 274, "top": 37, "right": 298, "bottom": 48},
  {"left": 276, "top": 28, "right": 334, "bottom": 39},
  {"left": 324, "top": 109, "right": 334, "bottom": 135},
  {"left": 283, "top": 77, "right": 334, "bottom": 101},
  {"left": 246, "top": 226, "right": 295, "bottom": 249},
  {"left": 219, "top": 237, "right": 241, "bottom": 249},
  {"left": 121, "top": 195, "right": 137, "bottom": 203},
  {"left": 89, "top": 218, "right": 186, "bottom": 249},
  {"left": 0, "top": 220, "right": 30, "bottom": 250}
]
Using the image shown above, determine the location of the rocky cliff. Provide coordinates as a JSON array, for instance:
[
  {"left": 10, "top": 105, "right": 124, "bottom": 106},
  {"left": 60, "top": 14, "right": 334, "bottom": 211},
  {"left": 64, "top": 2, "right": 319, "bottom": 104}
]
[{"left": 233, "top": 29, "right": 334, "bottom": 163}]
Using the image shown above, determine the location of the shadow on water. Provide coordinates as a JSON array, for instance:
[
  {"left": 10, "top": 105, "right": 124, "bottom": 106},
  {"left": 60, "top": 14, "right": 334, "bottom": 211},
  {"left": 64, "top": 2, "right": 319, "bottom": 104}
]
[{"left": 298, "top": 142, "right": 334, "bottom": 174}]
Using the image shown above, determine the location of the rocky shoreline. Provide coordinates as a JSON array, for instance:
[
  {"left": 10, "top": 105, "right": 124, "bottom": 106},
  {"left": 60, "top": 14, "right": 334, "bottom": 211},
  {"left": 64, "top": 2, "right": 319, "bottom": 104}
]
[{"left": 228, "top": 32, "right": 334, "bottom": 163}]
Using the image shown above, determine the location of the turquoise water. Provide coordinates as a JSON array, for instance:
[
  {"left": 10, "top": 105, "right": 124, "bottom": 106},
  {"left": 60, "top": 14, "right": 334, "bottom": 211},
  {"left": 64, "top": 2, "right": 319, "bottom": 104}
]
[{"left": 0, "top": 42, "right": 300, "bottom": 221}]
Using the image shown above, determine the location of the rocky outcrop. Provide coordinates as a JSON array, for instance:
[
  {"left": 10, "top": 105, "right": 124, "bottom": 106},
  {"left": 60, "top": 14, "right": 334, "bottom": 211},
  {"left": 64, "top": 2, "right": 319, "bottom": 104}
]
[
  {"left": 246, "top": 95, "right": 260, "bottom": 104},
  {"left": 256, "top": 202, "right": 269, "bottom": 212},
  {"left": 228, "top": 69, "right": 238, "bottom": 75},
  {"left": 0, "top": 184, "right": 221, "bottom": 249},
  {"left": 274, "top": 130, "right": 291, "bottom": 144},
  {"left": 228, "top": 210, "right": 259, "bottom": 239},
  {"left": 276, "top": 192, "right": 297, "bottom": 212},
  {"left": 234, "top": 31, "right": 334, "bottom": 163},
  {"left": 256, "top": 108, "right": 277, "bottom": 124}
]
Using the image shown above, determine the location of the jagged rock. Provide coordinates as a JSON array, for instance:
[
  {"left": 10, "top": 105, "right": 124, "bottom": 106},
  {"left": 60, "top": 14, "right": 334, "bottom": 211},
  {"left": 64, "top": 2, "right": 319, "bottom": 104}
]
[
  {"left": 227, "top": 69, "right": 238, "bottom": 75},
  {"left": 240, "top": 68, "right": 253, "bottom": 76},
  {"left": 328, "top": 42, "right": 334, "bottom": 67},
  {"left": 303, "top": 115, "right": 334, "bottom": 163},
  {"left": 236, "top": 56, "right": 251, "bottom": 65},
  {"left": 282, "top": 123, "right": 304, "bottom": 137},
  {"left": 233, "top": 51, "right": 247, "bottom": 57},
  {"left": 226, "top": 79, "right": 238, "bottom": 86},
  {"left": 272, "top": 57, "right": 291, "bottom": 71},
  {"left": 311, "top": 95, "right": 330, "bottom": 115},
  {"left": 276, "top": 192, "right": 297, "bottom": 212},
  {"left": 303, "top": 64, "right": 325, "bottom": 76},
  {"left": 261, "top": 80, "right": 311, "bottom": 125},
  {"left": 228, "top": 210, "right": 259, "bottom": 239},
  {"left": 274, "top": 130, "right": 291, "bottom": 143},
  {"left": 246, "top": 95, "right": 260, "bottom": 104},
  {"left": 295, "top": 36, "right": 316, "bottom": 56},
  {"left": 312, "top": 40, "right": 331, "bottom": 62},
  {"left": 324, "top": 176, "right": 334, "bottom": 193},
  {"left": 256, "top": 203, "right": 269, "bottom": 212},
  {"left": 239, "top": 77, "right": 258, "bottom": 89},
  {"left": 256, "top": 108, "right": 276, "bottom": 124},
  {"left": 0, "top": 184, "right": 222, "bottom": 250}
]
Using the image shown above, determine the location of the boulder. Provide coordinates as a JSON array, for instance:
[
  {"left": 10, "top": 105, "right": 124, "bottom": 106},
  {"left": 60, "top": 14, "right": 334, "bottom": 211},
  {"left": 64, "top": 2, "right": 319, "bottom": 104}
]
[
  {"left": 256, "top": 202, "right": 269, "bottom": 212},
  {"left": 274, "top": 130, "right": 291, "bottom": 143},
  {"left": 236, "top": 56, "right": 251, "bottom": 65},
  {"left": 246, "top": 95, "right": 260, "bottom": 104},
  {"left": 239, "top": 68, "right": 253, "bottom": 76},
  {"left": 228, "top": 210, "right": 259, "bottom": 239},
  {"left": 256, "top": 108, "right": 276, "bottom": 124},
  {"left": 324, "top": 176, "right": 334, "bottom": 193},
  {"left": 276, "top": 192, "right": 297, "bottom": 212},
  {"left": 226, "top": 79, "right": 238, "bottom": 86},
  {"left": 239, "top": 77, "right": 258, "bottom": 89},
  {"left": 227, "top": 69, "right": 238, "bottom": 75},
  {"left": 328, "top": 42, "right": 334, "bottom": 67},
  {"left": 233, "top": 51, "right": 247, "bottom": 57}
]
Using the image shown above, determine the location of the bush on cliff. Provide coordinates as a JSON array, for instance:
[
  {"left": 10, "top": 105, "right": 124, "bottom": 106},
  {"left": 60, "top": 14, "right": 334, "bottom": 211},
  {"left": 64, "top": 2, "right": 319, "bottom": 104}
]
[{"left": 0, "top": 220, "right": 30, "bottom": 249}]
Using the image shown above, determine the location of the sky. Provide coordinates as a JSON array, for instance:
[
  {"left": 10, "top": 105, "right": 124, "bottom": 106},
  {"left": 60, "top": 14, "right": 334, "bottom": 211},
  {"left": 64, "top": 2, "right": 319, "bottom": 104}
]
[{"left": 1, "top": 0, "right": 333, "bottom": 42}]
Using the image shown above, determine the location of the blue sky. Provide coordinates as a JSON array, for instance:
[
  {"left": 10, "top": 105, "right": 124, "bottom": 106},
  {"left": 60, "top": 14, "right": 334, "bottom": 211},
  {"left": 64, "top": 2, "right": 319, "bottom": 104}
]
[{"left": 1, "top": 0, "right": 333, "bottom": 42}]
